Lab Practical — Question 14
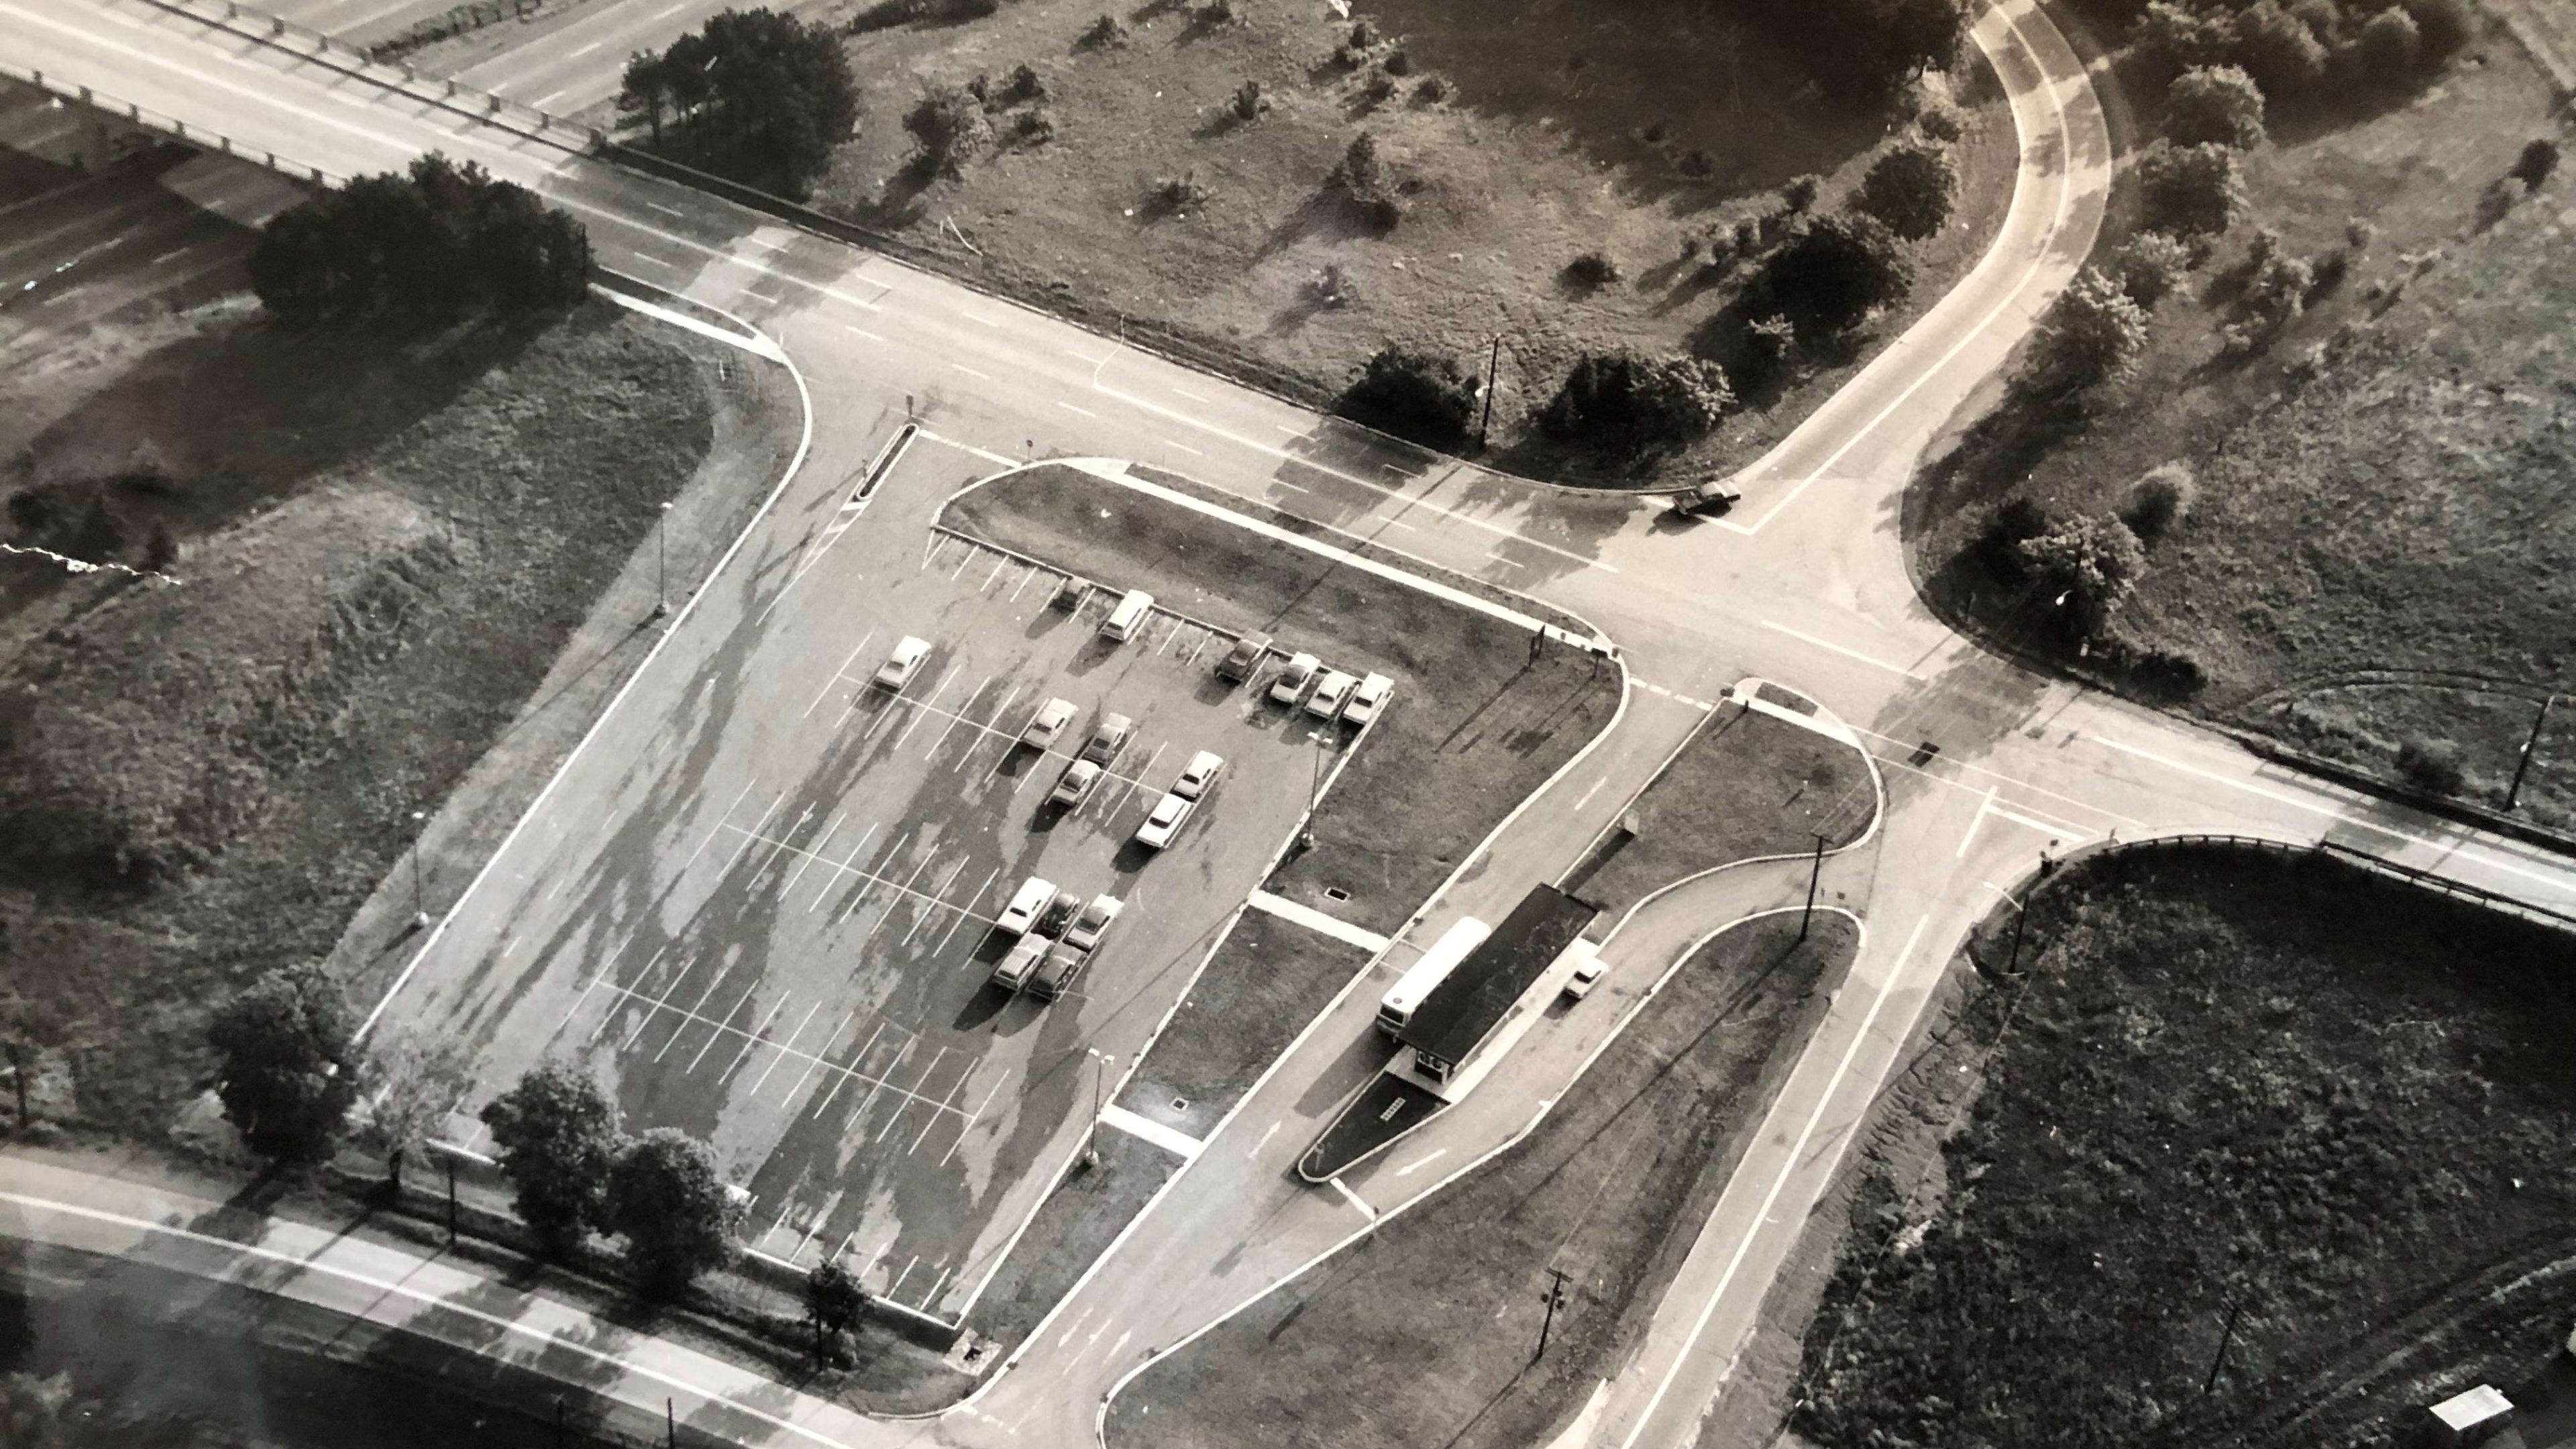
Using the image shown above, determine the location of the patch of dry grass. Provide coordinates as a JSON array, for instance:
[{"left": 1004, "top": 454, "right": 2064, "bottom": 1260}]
[{"left": 1909, "top": 42, "right": 2575, "bottom": 826}]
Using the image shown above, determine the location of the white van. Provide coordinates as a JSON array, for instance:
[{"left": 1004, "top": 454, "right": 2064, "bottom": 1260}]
[{"left": 1101, "top": 589, "right": 1155, "bottom": 642}]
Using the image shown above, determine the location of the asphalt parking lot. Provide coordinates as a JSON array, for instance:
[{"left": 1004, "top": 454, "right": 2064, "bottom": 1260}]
[{"left": 407, "top": 443, "right": 1364, "bottom": 1322}]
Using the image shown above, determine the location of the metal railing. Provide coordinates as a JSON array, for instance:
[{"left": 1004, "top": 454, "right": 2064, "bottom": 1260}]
[
  {"left": 0, "top": 58, "right": 347, "bottom": 184},
  {"left": 2116, "top": 832, "right": 2576, "bottom": 936}
]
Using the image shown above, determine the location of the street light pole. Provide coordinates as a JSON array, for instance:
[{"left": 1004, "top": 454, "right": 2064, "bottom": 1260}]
[
  {"left": 1477, "top": 333, "right": 1501, "bottom": 449},
  {"left": 2506, "top": 694, "right": 2555, "bottom": 812},
  {"left": 651, "top": 500, "right": 672, "bottom": 621},
  {"left": 1085, "top": 1049, "right": 1114, "bottom": 1169},
  {"left": 1799, "top": 833, "right": 1825, "bottom": 940}
]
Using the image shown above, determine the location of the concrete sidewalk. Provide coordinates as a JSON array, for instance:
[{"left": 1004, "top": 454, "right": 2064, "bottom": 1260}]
[{"left": 0, "top": 1152, "right": 916, "bottom": 1449}]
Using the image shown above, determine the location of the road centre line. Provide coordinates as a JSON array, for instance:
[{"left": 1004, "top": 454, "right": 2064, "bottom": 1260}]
[
  {"left": 1161, "top": 439, "right": 1204, "bottom": 456},
  {"left": 733, "top": 823, "right": 996, "bottom": 924},
  {"left": 567, "top": 39, "right": 600, "bottom": 56},
  {"left": 1057, "top": 401, "right": 1097, "bottom": 418},
  {"left": 592, "top": 978, "right": 967, "bottom": 1119},
  {"left": 2091, "top": 735, "right": 2570, "bottom": 889},
  {"left": 845, "top": 323, "right": 888, "bottom": 343},
  {"left": 1760, "top": 619, "right": 1923, "bottom": 680},
  {"left": 645, "top": 201, "right": 684, "bottom": 217},
  {"left": 1617, "top": 916, "right": 1927, "bottom": 1449}
]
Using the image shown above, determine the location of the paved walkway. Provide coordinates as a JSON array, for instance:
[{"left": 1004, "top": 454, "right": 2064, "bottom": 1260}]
[{"left": 0, "top": 1152, "right": 884, "bottom": 1449}]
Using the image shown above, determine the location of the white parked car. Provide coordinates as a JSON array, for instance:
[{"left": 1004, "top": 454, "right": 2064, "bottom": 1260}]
[
  {"left": 1050, "top": 759, "right": 1103, "bottom": 808},
  {"left": 1064, "top": 893, "right": 1124, "bottom": 951},
  {"left": 873, "top": 636, "right": 930, "bottom": 690},
  {"left": 1134, "top": 790, "right": 1195, "bottom": 850},
  {"left": 996, "top": 875, "right": 1057, "bottom": 935},
  {"left": 1173, "top": 749, "right": 1226, "bottom": 800},
  {"left": 1342, "top": 673, "right": 1393, "bottom": 727},
  {"left": 1021, "top": 697, "right": 1077, "bottom": 749},
  {"left": 1268, "top": 652, "right": 1321, "bottom": 706},
  {"left": 1305, "top": 669, "right": 1360, "bottom": 718}
]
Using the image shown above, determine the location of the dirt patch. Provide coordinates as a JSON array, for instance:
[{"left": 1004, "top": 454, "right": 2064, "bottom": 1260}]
[
  {"left": 1776, "top": 843, "right": 2576, "bottom": 1449},
  {"left": 943, "top": 462, "right": 1621, "bottom": 932},
  {"left": 1119, "top": 905, "right": 1374, "bottom": 1142},
  {"left": 1108, "top": 914, "right": 1854, "bottom": 1449},
  {"left": 780, "top": 0, "right": 2010, "bottom": 480},
  {"left": 0, "top": 299, "right": 788, "bottom": 1137},
  {"left": 1908, "top": 36, "right": 2576, "bottom": 824},
  {"left": 961, "top": 1122, "right": 1183, "bottom": 1354},
  {"left": 1571, "top": 702, "right": 1876, "bottom": 923}
]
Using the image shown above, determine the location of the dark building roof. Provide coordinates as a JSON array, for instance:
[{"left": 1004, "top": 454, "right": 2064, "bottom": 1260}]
[{"left": 1399, "top": 884, "right": 1598, "bottom": 1067}]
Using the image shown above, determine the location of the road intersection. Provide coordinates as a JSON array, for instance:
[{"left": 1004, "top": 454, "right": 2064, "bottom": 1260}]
[{"left": 3, "top": 1, "right": 2574, "bottom": 1446}]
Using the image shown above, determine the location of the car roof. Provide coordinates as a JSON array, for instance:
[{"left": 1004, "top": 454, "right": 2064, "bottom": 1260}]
[
  {"left": 1038, "top": 697, "right": 1075, "bottom": 718},
  {"left": 1099, "top": 712, "right": 1134, "bottom": 732},
  {"left": 1185, "top": 749, "right": 1223, "bottom": 771},
  {"left": 1354, "top": 673, "right": 1391, "bottom": 694},
  {"left": 1064, "top": 758, "right": 1100, "bottom": 776}
]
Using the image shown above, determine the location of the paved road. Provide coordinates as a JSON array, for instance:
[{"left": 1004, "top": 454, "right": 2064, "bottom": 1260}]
[{"left": 4, "top": 3, "right": 2575, "bottom": 1448}]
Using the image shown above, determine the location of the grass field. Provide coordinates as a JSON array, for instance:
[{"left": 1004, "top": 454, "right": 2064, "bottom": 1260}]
[
  {"left": 1787, "top": 844, "right": 2576, "bottom": 1449},
  {"left": 960, "top": 1124, "right": 1183, "bottom": 1354},
  {"left": 1109, "top": 914, "right": 1854, "bottom": 1449},
  {"left": 1119, "top": 906, "right": 1375, "bottom": 1141},
  {"left": 1572, "top": 700, "right": 1875, "bottom": 922},
  {"left": 790, "top": 0, "right": 2010, "bottom": 479},
  {"left": 0, "top": 297, "right": 779, "bottom": 1136},
  {"left": 1907, "top": 34, "right": 2576, "bottom": 830},
  {"left": 943, "top": 463, "right": 1621, "bottom": 932}
]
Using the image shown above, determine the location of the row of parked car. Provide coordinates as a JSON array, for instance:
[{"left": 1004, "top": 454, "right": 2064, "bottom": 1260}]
[
  {"left": 989, "top": 879, "right": 1121, "bottom": 999},
  {"left": 1214, "top": 633, "right": 1392, "bottom": 726}
]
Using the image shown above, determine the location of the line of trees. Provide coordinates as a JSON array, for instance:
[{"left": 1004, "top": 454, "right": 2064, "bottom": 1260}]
[
  {"left": 618, "top": 7, "right": 859, "bottom": 200},
  {"left": 249, "top": 154, "right": 591, "bottom": 324}
]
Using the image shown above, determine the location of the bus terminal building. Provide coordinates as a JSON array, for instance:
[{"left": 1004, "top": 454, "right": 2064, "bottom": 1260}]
[{"left": 1396, "top": 884, "right": 1600, "bottom": 1093}]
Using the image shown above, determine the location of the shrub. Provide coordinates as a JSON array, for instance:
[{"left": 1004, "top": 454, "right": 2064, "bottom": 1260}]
[
  {"left": 1330, "top": 132, "right": 1401, "bottom": 231},
  {"left": 2162, "top": 64, "right": 2265, "bottom": 149},
  {"left": 1012, "top": 109, "right": 1055, "bottom": 142},
  {"left": 2017, "top": 513, "right": 2147, "bottom": 641},
  {"left": 2117, "top": 640, "right": 2208, "bottom": 698},
  {"left": 2396, "top": 738, "right": 2465, "bottom": 795},
  {"left": 904, "top": 83, "right": 992, "bottom": 178},
  {"left": 207, "top": 964, "right": 358, "bottom": 1165},
  {"left": 2304, "top": 246, "right": 2349, "bottom": 303},
  {"left": 1149, "top": 172, "right": 1208, "bottom": 213},
  {"left": 1758, "top": 212, "right": 1914, "bottom": 334},
  {"left": 2141, "top": 1, "right": 2238, "bottom": 72},
  {"left": 2349, "top": 6, "right": 2422, "bottom": 87},
  {"left": 2030, "top": 266, "right": 2149, "bottom": 391},
  {"left": 1853, "top": 141, "right": 1957, "bottom": 240},
  {"left": 1336, "top": 347, "right": 1481, "bottom": 447},
  {"left": 1782, "top": 173, "right": 1823, "bottom": 214},
  {"left": 806, "top": 1259, "right": 870, "bottom": 1358},
  {"left": 1232, "top": 78, "right": 1265, "bottom": 120},
  {"left": 1362, "top": 69, "right": 1397, "bottom": 104},
  {"left": 1349, "top": 19, "right": 1373, "bottom": 46},
  {"left": 1918, "top": 103, "right": 1965, "bottom": 142},
  {"left": 1737, "top": 313, "right": 1799, "bottom": 392},
  {"left": 2345, "top": 216, "right": 2376, "bottom": 250},
  {"left": 2227, "top": 0, "right": 2327, "bottom": 99},
  {"left": 2111, "top": 230, "right": 2194, "bottom": 309},
  {"left": 1677, "top": 147, "right": 1713, "bottom": 178},
  {"left": 2397, "top": 0, "right": 2472, "bottom": 62},
  {"left": 2118, "top": 461, "right": 2197, "bottom": 542},
  {"left": 1976, "top": 496, "right": 2054, "bottom": 582},
  {"left": 2237, "top": 247, "right": 2313, "bottom": 345},
  {"left": 2511, "top": 138, "right": 2561, "bottom": 189},
  {"left": 2137, "top": 142, "right": 2245, "bottom": 237},
  {"left": 1383, "top": 48, "right": 1411, "bottom": 76},
  {"left": 606, "top": 1128, "right": 742, "bottom": 1296},
  {"left": 1563, "top": 251, "right": 1622, "bottom": 290},
  {"left": 1076, "top": 13, "right": 1126, "bottom": 48},
  {"left": 1540, "top": 352, "right": 1734, "bottom": 449},
  {"left": 1001, "top": 62, "right": 1045, "bottom": 103},
  {"left": 482, "top": 1061, "right": 625, "bottom": 1254},
  {"left": 1417, "top": 75, "right": 1448, "bottom": 102},
  {"left": 1195, "top": 0, "right": 1233, "bottom": 25}
]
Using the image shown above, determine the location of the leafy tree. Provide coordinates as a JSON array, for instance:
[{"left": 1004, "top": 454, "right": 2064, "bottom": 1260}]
[
  {"left": 2118, "top": 461, "right": 2197, "bottom": 543},
  {"left": 1539, "top": 352, "right": 1734, "bottom": 450},
  {"left": 2396, "top": 737, "right": 2465, "bottom": 795},
  {"left": 904, "top": 83, "right": 991, "bottom": 180},
  {"left": 2512, "top": 137, "right": 2561, "bottom": 189},
  {"left": 2017, "top": 514, "right": 2147, "bottom": 641},
  {"left": 1743, "top": 0, "right": 1963, "bottom": 101},
  {"left": 2029, "top": 266, "right": 2149, "bottom": 391},
  {"left": 1852, "top": 141, "right": 1956, "bottom": 241},
  {"left": 481, "top": 1061, "right": 624, "bottom": 1254},
  {"left": 617, "top": 8, "right": 859, "bottom": 199},
  {"left": 2349, "top": 6, "right": 2422, "bottom": 86},
  {"left": 250, "top": 155, "right": 589, "bottom": 324},
  {"left": 1332, "top": 131, "right": 1381, "bottom": 193},
  {"left": 206, "top": 964, "right": 359, "bottom": 1165},
  {"left": 606, "top": 1127, "right": 741, "bottom": 1296},
  {"left": 2396, "top": 0, "right": 2472, "bottom": 62},
  {"left": 2162, "top": 64, "right": 2265, "bottom": 149},
  {"left": 2138, "top": 1, "right": 2237, "bottom": 72},
  {"left": 2137, "top": 142, "right": 2245, "bottom": 237},
  {"left": 2226, "top": 1, "right": 2327, "bottom": 100},
  {"left": 1737, "top": 313, "right": 1799, "bottom": 392},
  {"left": 1758, "top": 212, "right": 1914, "bottom": 334},
  {"left": 1334, "top": 347, "right": 1481, "bottom": 448},
  {"left": 806, "top": 1257, "right": 869, "bottom": 1362},
  {"left": 360, "top": 1032, "right": 473, "bottom": 1187},
  {"left": 2110, "top": 230, "right": 2194, "bottom": 309},
  {"left": 1781, "top": 174, "right": 1822, "bottom": 214}
]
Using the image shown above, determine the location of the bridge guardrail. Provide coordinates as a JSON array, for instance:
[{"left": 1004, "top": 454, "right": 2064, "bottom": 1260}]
[
  {"left": 0, "top": 59, "right": 349, "bottom": 184},
  {"left": 2111, "top": 832, "right": 2576, "bottom": 936}
]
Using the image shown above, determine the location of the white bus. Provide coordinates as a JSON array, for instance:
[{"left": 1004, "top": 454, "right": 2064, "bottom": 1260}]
[{"left": 1377, "top": 916, "right": 1492, "bottom": 1036}]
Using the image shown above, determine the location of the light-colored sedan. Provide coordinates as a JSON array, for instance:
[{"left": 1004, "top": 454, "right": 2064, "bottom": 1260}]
[
  {"left": 1051, "top": 759, "right": 1104, "bottom": 808},
  {"left": 1134, "top": 790, "right": 1195, "bottom": 850},
  {"left": 1021, "top": 697, "right": 1077, "bottom": 749},
  {"left": 1268, "top": 652, "right": 1321, "bottom": 706},
  {"left": 1064, "top": 893, "right": 1124, "bottom": 951},
  {"left": 995, "top": 875, "right": 1057, "bottom": 936},
  {"left": 873, "top": 636, "right": 930, "bottom": 690},
  {"left": 1305, "top": 669, "right": 1360, "bottom": 718},
  {"left": 1342, "top": 672, "right": 1394, "bottom": 727},
  {"left": 1173, "top": 749, "right": 1226, "bottom": 800}
]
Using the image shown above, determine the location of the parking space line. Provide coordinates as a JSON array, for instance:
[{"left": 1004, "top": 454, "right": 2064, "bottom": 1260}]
[
  {"left": 1182, "top": 631, "right": 1215, "bottom": 666},
  {"left": 1105, "top": 742, "right": 1165, "bottom": 818},
  {"left": 809, "top": 1021, "right": 883, "bottom": 1118},
  {"left": 937, "top": 865, "right": 1002, "bottom": 953},
  {"left": 904, "top": 858, "right": 972, "bottom": 947},
  {"left": 949, "top": 546, "right": 975, "bottom": 580},
  {"left": 879, "top": 1044, "right": 951, "bottom": 1143},
  {"left": 807, "top": 633, "right": 876, "bottom": 716},
  {"left": 890, "top": 1256, "right": 921, "bottom": 1295},
  {"left": 720, "top": 793, "right": 790, "bottom": 876},
  {"left": 981, "top": 553, "right": 1010, "bottom": 592},
  {"left": 633, "top": 957, "right": 712, "bottom": 1055},
  {"left": 959, "top": 686, "right": 1024, "bottom": 773},
  {"left": 810, "top": 822, "right": 879, "bottom": 913},
  {"left": 1009, "top": 565, "right": 1045, "bottom": 602},
  {"left": 682, "top": 780, "right": 758, "bottom": 873},
  {"left": 851, "top": 1040, "right": 914, "bottom": 1141},
  {"left": 930, "top": 673, "right": 996, "bottom": 756},
  {"left": 724, "top": 997, "right": 796, "bottom": 1086},
  {"left": 748, "top": 1000, "right": 826, "bottom": 1095},
  {"left": 1155, "top": 619, "right": 1186, "bottom": 656},
  {"left": 594, "top": 948, "right": 671, "bottom": 1044},
  {"left": 943, "top": 1075, "right": 1008, "bottom": 1167},
  {"left": 892, "top": 666, "right": 961, "bottom": 749},
  {"left": 686, "top": 987, "right": 759, "bottom": 1073},
  {"left": 596, "top": 980, "right": 973, "bottom": 1126},
  {"left": 780, "top": 812, "right": 845, "bottom": 893},
  {"left": 781, "top": 1009, "right": 855, "bottom": 1105},
  {"left": 832, "top": 828, "right": 911, "bottom": 924}
]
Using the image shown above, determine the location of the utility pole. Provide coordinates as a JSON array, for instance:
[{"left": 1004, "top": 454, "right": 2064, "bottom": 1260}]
[
  {"left": 651, "top": 500, "right": 672, "bottom": 621},
  {"left": 7, "top": 1041, "right": 26, "bottom": 1130},
  {"left": 445, "top": 1157, "right": 458, "bottom": 1243},
  {"left": 668, "top": 1397, "right": 677, "bottom": 1448},
  {"left": 1477, "top": 333, "right": 1501, "bottom": 449},
  {"left": 1799, "top": 833, "right": 1825, "bottom": 940},
  {"left": 1535, "top": 1268, "right": 1568, "bottom": 1359},
  {"left": 2202, "top": 1295, "right": 2245, "bottom": 1395},
  {"left": 2008, "top": 892, "right": 2030, "bottom": 975},
  {"left": 409, "top": 810, "right": 430, "bottom": 930},
  {"left": 2506, "top": 694, "right": 2555, "bottom": 812}
]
